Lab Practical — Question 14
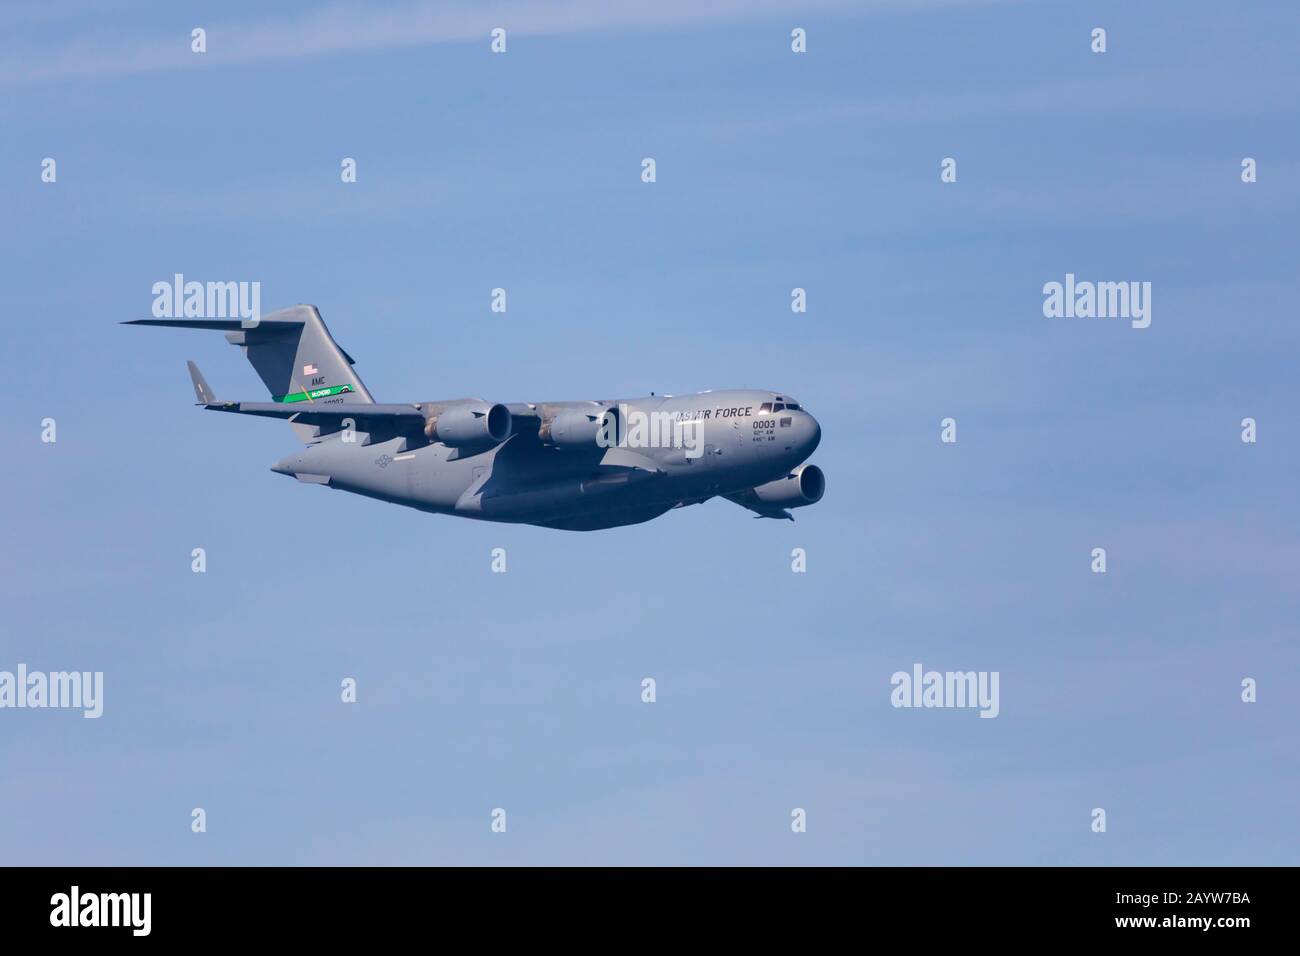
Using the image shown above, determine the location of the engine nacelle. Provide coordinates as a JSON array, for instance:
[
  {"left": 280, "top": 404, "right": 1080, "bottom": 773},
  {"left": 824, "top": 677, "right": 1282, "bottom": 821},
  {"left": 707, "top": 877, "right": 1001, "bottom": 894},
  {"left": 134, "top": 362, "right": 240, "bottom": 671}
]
[
  {"left": 539, "top": 407, "right": 609, "bottom": 448},
  {"left": 424, "top": 402, "right": 512, "bottom": 447},
  {"left": 750, "top": 463, "right": 825, "bottom": 508}
]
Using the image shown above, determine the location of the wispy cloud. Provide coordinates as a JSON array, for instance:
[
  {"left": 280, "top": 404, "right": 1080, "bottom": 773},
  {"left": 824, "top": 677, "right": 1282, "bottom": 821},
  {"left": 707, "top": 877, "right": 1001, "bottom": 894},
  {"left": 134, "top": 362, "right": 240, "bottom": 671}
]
[{"left": 3, "top": 0, "right": 1016, "bottom": 85}]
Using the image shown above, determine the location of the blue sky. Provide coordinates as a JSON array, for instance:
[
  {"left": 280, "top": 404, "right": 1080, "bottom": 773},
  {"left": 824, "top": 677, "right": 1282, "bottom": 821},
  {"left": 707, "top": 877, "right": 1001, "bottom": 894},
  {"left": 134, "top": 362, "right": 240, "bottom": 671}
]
[{"left": 2, "top": 0, "right": 1298, "bottom": 864}]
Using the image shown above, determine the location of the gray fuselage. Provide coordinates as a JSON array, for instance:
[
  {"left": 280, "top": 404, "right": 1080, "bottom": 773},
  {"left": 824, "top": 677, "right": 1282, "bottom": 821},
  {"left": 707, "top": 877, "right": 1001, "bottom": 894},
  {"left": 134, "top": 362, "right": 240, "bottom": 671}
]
[{"left": 270, "top": 389, "right": 821, "bottom": 531}]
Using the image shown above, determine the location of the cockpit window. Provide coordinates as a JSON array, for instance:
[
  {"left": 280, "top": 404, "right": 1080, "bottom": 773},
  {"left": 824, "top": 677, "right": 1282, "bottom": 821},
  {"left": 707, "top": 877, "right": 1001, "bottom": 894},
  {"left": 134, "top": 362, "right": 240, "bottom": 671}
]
[
  {"left": 785, "top": 403, "right": 800, "bottom": 411},
  {"left": 758, "top": 402, "right": 772, "bottom": 414},
  {"left": 772, "top": 403, "right": 785, "bottom": 412}
]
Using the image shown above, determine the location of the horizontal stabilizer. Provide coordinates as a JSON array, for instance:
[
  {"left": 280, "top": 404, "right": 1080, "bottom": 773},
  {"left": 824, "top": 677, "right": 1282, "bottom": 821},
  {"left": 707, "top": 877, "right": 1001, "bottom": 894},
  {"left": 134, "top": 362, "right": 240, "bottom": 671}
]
[{"left": 124, "top": 319, "right": 274, "bottom": 331}]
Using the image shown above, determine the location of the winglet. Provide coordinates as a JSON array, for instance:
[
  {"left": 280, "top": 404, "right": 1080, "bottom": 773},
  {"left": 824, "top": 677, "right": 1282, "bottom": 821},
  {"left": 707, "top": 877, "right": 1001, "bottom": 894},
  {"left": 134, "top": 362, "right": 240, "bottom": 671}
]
[{"left": 187, "top": 361, "right": 215, "bottom": 405}]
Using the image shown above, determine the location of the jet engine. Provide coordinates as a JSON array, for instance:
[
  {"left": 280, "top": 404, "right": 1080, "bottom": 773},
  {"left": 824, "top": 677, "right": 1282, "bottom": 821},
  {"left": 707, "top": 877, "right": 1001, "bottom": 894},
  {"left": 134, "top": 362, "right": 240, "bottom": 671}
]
[
  {"left": 539, "top": 407, "right": 610, "bottom": 448},
  {"left": 748, "top": 463, "right": 825, "bottom": 508},
  {"left": 423, "top": 402, "right": 512, "bottom": 447}
]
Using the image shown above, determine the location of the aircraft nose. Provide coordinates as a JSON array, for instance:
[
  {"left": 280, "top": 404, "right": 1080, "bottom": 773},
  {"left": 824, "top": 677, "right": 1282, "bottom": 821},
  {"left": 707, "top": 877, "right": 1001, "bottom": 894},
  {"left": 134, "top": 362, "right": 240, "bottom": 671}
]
[{"left": 803, "top": 412, "right": 821, "bottom": 455}]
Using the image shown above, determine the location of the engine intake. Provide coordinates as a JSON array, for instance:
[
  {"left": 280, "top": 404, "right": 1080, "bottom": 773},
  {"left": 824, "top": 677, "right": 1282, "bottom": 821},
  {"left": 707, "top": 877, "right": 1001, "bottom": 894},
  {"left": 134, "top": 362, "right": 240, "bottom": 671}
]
[{"left": 424, "top": 402, "right": 512, "bottom": 447}]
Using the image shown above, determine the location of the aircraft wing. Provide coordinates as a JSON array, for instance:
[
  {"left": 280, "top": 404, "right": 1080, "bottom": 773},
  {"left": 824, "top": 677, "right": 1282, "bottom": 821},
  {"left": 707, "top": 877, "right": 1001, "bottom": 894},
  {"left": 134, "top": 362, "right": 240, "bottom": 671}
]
[
  {"left": 723, "top": 491, "right": 794, "bottom": 521},
  {"left": 595, "top": 447, "right": 662, "bottom": 475},
  {"left": 202, "top": 399, "right": 426, "bottom": 431}
]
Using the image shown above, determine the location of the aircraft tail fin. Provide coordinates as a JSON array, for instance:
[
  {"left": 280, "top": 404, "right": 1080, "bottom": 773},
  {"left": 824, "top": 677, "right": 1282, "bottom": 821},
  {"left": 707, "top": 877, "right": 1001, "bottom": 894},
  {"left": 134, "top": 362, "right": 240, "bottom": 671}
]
[{"left": 127, "top": 305, "right": 374, "bottom": 441}]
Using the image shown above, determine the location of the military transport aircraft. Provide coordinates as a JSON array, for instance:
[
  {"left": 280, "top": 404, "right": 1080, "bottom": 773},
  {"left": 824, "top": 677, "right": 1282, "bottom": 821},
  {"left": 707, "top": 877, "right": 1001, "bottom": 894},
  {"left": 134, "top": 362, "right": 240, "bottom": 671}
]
[{"left": 126, "top": 305, "right": 824, "bottom": 531}]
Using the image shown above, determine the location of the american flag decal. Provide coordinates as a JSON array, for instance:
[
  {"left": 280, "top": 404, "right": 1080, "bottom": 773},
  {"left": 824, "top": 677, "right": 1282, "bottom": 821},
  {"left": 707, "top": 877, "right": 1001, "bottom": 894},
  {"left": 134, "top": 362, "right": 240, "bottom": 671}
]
[{"left": 303, "top": 363, "right": 318, "bottom": 375}]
